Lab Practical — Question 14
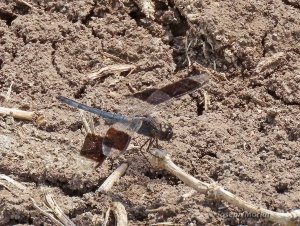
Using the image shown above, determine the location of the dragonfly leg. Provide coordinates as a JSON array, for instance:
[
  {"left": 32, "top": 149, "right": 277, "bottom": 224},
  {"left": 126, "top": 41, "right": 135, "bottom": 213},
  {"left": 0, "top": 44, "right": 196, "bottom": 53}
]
[
  {"left": 146, "top": 138, "right": 154, "bottom": 153},
  {"left": 140, "top": 138, "right": 150, "bottom": 151},
  {"left": 138, "top": 138, "right": 154, "bottom": 168},
  {"left": 155, "top": 137, "right": 159, "bottom": 147}
]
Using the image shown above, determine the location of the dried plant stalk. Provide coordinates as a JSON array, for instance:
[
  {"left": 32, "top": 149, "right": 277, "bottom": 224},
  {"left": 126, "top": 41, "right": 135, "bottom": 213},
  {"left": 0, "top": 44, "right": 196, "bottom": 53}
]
[
  {"left": 80, "top": 110, "right": 92, "bottom": 134},
  {"left": 0, "top": 174, "right": 27, "bottom": 190},
  {"left": 5, "top": 81, "right": 14, "bottom": 101},
  {"left": 203, "top": 91, "right": 210, "bottom": 111},
  {"left": 87, "top": 64, "right": 136, "bottom": 81},
  {"left": 149, "top": 149, "right": 300, "bottom": 226},
  {"left": 102, "top": 207, "right": 111, "bottom": 226},
  {"left": 111, "top": 202, "right": 128, "bottom": 226},
  {"left": 0, "top": 107, "right": 46, "bottom": 125},
  {"left": 31, "top": 198, "right": 65, "bottom": 226},
  {"left": 15, "top": 0, "right": 34, "bottom": 8},
  {"left": 0, "top": 174, "right": 67, "bottom": 225},
  {"left": 0, "top": 107, "right": 34, "bottom": 120},
  {"left": 96, "top": 163, "right": 128, "bottom": 193},
  {"left": 44, "top": 190, "right": 76, "bottom": 226}
]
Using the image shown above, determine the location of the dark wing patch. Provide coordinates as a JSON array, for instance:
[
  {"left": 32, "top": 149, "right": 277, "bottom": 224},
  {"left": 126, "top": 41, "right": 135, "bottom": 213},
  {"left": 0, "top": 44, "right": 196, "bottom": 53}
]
[
  {"left": 102, "top": 127, "right": 131, "bottom": 158},
  {"left": 102, "top": 119, "right": 143, "bottom": 158},
  {"left": 133, "top": 74, "right": 209, "bottom": 105},
  {"left": 81, "top": 133, "right": 107, "bottom": 165}
]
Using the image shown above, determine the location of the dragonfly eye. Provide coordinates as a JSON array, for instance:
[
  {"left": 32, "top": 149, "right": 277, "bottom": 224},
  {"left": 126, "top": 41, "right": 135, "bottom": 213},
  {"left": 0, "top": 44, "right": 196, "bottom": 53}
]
[{"left": 159, "top": 123, "right": 173, "bottom": 141}]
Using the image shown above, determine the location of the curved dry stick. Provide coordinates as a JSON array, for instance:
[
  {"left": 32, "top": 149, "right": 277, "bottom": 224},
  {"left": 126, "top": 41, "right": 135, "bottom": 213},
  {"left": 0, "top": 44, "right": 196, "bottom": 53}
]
[
  {"left": 111, "top": 202, "right": 128, "bottom": 226},
  {"left": 0, "top": 174, "right": 27, "bottom": 190},
  {"left": 31, "top": 198, "right": 65, "bottom": 226},
  {"left": 149, "top": 149, "right": 300, "bottom": 226},
  {"left": 44, "top": 190, "right": 76, "bottom": 226},
  {"left": 0, "top": 174, "right": 70, "bottom": 225}
]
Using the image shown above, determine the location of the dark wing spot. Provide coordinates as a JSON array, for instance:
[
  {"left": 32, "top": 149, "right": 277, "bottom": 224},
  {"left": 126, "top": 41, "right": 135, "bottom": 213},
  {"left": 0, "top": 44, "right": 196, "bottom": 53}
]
[
  {"left": 102, "top": 127, "right": 131, "bottom": 157},
  {"left": 80, "top": 133, "right": 107, "bottom": 164}
]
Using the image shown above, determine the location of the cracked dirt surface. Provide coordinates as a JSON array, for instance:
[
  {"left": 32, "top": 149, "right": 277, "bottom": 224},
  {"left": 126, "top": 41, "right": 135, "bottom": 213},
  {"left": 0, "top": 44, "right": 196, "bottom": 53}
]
[{"left": 0, "top": 0, "right": 300, "bottom": 225}]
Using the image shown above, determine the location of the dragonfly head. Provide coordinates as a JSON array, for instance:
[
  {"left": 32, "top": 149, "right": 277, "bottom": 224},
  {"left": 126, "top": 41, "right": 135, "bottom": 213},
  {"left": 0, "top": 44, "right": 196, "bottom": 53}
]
[{"left": 158, "top": 123, "right": 173, "bottom": 141}]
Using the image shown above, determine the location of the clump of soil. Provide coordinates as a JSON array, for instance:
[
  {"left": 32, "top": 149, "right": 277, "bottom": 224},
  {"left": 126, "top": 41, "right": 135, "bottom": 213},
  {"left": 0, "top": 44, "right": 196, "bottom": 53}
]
[{"left": 0, "top": 0, "right": 300, "bottom": 225}]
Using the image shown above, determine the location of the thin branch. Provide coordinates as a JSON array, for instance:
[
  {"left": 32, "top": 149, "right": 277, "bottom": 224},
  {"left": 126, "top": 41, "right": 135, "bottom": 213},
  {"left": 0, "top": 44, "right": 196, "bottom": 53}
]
[
  {"left": 15, "top": 0, "right": 35, "bottom": 8},
  {"left": 185, "top": 36, "right": 192, "bottom": 67},
  {"left": 0, "top": 107, "right": 46, "bottom": 125},
  {"left": 149, "top": 149, "right": 300, "bottom": 226},
  {"left": 0, "top": 181, "right": 13, "bottom": 192},
  {"left": 96, "top": 163, "right": 129, "bottom": 193},
  {"left": 5, "top": 81, "right": 14, "bottom": 101},
  {"left": 87, "top": 64, "right": 136, "bottom": 82},
  {"left": 102, "top": 207, "right": 111, "bottom": 226},
  {"left": 31, "top": 198, "right": 65, "bottom": 226},
  {"left": 0, "top": 174, "right": 65, "bottom": 225},
  {"left": 111, "top": 202, "right": 128, "bottom": 226},
  {"left": 203, "top": 91, "right": 210, "bottom": 111},
  {"left": 44, "top": 190, "right": 76, "bottom": 226},
  {"left": 80, "top": 110, "right": 92, "bottom": 134},
  {"left": 0, "top": 174, "right": 26, "bottom": 190}
]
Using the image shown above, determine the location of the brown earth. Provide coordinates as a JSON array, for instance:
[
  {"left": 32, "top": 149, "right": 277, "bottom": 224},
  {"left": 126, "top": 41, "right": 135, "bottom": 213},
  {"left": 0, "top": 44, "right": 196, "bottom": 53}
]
[{"left": 0, "top": 0, "right": 300, "bottom": 225}]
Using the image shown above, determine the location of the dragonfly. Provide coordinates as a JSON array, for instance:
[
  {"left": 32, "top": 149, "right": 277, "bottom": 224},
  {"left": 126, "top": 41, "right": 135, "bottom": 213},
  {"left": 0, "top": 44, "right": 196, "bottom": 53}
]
[{"left": 57, "top": 73, "right": 209, "bottom": 166}]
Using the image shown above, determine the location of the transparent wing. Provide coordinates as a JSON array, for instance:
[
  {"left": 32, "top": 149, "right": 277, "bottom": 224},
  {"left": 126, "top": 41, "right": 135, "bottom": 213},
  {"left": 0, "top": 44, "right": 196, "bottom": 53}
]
[
  {"left": 102, "top": 118, "right": 143, "bottom": 158},
  {"left": 80, "top": 133, "right": 107, "bottom": 165},
  {"left": 133, "top": 73, "right": 209, "bottom": 105}
]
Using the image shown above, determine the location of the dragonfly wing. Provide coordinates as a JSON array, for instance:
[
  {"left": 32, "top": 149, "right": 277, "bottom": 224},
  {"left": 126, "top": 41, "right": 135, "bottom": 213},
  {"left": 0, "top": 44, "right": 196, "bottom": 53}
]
[
  {"left": 80, "top": 133, "right": 107, "bottom": 165},
  {"left": 133, "top": 73, "right": 209, "bottom": 105},
  {"left": 102, "top": 118, "right": 143, "bottom": 158}
]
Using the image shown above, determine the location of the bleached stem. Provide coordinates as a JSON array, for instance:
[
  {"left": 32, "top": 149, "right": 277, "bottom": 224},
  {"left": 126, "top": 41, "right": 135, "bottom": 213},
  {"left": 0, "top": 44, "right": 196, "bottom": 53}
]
[
  {"left": 149, "top": 149, "right": 300, "bottom": 226},
  {"left": 96, "top": 163, "right": 128, "bottom": 193}
]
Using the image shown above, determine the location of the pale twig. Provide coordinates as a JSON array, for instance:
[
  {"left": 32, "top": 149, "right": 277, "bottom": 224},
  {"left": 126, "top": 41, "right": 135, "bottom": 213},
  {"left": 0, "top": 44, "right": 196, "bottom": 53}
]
[
  {"left": 203, "top": 91, "right": 210, "bottom": 111},
  {"left": 102, "top": 207, "right": 111, "bottom": 226},
  {"left": 15, "top": 0, "right": 34, "bottom": 8},
  {"left": 185, "top": 37, "right": 192, "bottom": 67},
  {"left": 80, "top": 110, "right": 92, "bottom": 134},
  {"left": 31, "top": 198, "right": 65, "bottom": 226},
  {"left": 5, "top": 81, "right": 14, "bottom": 101},
  {"left": 0, "top": 107, "right": 46, "bottom": 125},
  {"left": 111, "top": 202, "right": 128, "bottom": 226},
  {"left": 0, "top": 107, "right": 33, "bottom": 121},
  {"left": 87, "top": 64, "right": 136, "bottom": 82},
  {"left": 96, "top": 163, "right": 129, "bottom": 193},
  {"left": 86, "top": 100, "right": 95, "bottom": 134},
  {"left": 0, "top": 174, "right": 66, "bottom": 225},
  {"left": 0, "top": 181, "right": 13, "bottom": 192},
  {"left": 149, "top": 149, "right": 300, "bottom": 226},
  {"left": 44, "top": 190, "right": 76, "bottom": 226},
  {"left": 127, "top": 82, "right": 137, "bottom": 93},
  {"left": 79, "top": 101, "right": 96, "bottom": 134},
  {"left": 0, "top": 174, "right": 26, "bottom": 190},
  {"left": 213, "top": 60, "right": 217, "bottom": 71}
]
